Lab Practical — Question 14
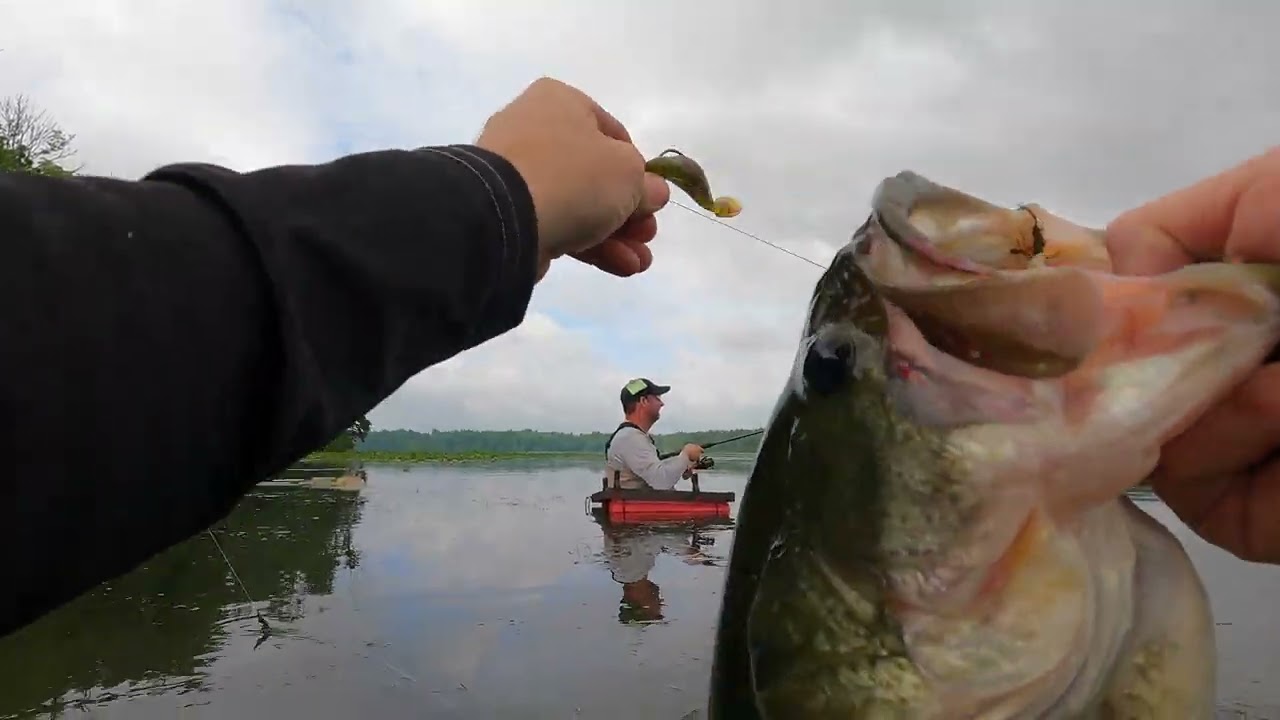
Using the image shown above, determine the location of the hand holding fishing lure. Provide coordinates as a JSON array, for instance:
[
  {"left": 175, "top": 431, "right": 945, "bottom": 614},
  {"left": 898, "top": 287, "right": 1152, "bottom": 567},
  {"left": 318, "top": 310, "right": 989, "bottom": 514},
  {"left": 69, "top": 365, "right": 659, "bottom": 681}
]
[{"left": 477, "top": 78, "right": 741, "bottom": 283}]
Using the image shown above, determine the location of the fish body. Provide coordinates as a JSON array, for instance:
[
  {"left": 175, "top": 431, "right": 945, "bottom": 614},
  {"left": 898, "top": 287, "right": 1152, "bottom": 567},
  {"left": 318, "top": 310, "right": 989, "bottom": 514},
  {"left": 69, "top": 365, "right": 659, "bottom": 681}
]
[{"left": 708, "top": 172, "right": 1280, "bottom": 719}]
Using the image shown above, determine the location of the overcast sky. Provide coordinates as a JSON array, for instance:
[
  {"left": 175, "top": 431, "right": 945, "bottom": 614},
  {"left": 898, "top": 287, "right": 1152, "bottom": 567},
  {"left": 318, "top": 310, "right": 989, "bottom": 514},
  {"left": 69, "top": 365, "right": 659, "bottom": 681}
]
[{"left": 3, "top": 1, "right": 1278, "bottom": 433}]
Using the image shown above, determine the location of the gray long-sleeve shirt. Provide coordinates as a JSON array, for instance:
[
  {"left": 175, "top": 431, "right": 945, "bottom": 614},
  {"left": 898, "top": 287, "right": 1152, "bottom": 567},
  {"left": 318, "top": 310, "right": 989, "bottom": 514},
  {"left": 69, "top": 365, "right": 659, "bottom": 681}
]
[{"left": 604, "top": 426, "right": 692, "bottom": 490}]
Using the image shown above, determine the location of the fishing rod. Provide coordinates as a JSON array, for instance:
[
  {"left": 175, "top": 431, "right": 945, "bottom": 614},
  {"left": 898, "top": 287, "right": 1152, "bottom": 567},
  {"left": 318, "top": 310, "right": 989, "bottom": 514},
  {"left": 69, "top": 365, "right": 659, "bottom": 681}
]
[{"left": 657, "top": 429, "right": 764, "bottom": 461}]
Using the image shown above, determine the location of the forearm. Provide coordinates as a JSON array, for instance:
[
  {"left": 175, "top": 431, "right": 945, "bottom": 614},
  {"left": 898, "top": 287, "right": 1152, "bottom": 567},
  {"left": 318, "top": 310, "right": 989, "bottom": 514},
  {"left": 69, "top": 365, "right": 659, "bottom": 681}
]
[
  {"left": 0, "top": 144, "right": 538, "bottom": 635},
  {"left": 642, "top": 455, "right": 692, "bottom": 490}
]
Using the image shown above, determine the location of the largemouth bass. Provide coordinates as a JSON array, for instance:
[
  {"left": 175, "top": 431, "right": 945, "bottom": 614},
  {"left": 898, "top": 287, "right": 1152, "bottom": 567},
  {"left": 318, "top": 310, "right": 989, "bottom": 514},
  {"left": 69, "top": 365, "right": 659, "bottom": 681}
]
[{"left": 708, "top": 171, "right": 1280, "bottom": 719}]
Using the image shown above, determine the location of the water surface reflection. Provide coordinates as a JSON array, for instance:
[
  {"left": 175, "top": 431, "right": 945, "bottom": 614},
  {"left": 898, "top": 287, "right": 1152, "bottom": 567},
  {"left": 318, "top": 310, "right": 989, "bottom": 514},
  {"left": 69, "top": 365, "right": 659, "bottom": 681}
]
[
  {"left": 0, "top": 458, "right": 1276, "bottom": 719},
  {"left": 599, "top": 520, "right": 733, "bottom": 625}
]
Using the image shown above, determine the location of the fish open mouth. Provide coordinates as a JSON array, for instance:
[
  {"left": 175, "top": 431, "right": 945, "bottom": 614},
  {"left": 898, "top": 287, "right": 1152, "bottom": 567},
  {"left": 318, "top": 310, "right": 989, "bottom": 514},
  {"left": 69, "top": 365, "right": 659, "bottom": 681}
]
[
  {"left": 851, "top": 172, "right": 1122, "bottom": 379},
  {"left": 844, "top": 170, "right": 1280, "bottom": 508},
  {"left": 846, "top": 169, "right": 1280, "bottom": 433}
]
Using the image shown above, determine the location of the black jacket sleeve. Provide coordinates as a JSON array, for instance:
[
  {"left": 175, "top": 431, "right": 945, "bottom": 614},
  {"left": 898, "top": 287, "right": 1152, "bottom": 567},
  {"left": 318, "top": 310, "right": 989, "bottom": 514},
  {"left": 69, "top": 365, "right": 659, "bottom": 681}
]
[{"left": 0, "top": 144, "right": 539, "bottom": 637}]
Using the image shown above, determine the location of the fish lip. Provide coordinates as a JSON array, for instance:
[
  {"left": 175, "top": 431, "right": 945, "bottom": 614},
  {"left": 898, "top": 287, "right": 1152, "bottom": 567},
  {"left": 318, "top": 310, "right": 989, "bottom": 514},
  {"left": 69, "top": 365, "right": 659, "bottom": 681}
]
[
  {"left": 851, "top": 173, "right": 1110, "bottom": 379},
  {"left": 868, "top": 171, "right": 996, "bottom": 276}
]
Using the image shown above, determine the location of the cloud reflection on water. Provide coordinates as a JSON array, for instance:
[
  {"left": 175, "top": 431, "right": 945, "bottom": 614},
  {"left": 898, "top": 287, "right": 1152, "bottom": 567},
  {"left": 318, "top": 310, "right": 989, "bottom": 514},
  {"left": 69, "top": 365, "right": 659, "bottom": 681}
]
[{"left": 2, "top": 461, "right": 1278, "bottom": 719}]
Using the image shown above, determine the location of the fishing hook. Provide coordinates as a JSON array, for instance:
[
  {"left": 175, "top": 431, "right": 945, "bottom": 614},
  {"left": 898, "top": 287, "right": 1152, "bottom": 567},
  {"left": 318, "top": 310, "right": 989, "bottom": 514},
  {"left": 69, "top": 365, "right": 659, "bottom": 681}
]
[{"left": 1014, "top": 204, "right": 1050, "bottom": 258}]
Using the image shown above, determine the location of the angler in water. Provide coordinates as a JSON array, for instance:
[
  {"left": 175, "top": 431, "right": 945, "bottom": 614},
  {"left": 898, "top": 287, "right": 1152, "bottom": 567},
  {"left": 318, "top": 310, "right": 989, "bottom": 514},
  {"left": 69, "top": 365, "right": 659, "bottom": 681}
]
[{"left": 708, "top": 171, "right": 1280, "bottom": 718}]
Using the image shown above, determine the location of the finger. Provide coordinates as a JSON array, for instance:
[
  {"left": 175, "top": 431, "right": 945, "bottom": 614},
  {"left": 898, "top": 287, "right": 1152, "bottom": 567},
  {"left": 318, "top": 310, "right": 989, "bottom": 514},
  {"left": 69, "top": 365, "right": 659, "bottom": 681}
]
[
  {"left": 554, "top": 78, "right": 632, "bottom": 143},
  {"left": 572, "top": 239, "right": 652, "bottom": 277},
  {"left": 589, "top": 100, "right": 633, "bottom": 143},
  {"left": 1153, "top": 458, "right": 1280, "bottom": 564},
  {"left": 533, "top": 75, "right": 634, "bottom": 142},
  {"left": 1103, "top": 222, "right": 1196, "bottom": 276},
  {"left": 1155, "top": 363, "right": 1280, "bottom": 484},
  {"left": 1221, "top": 169, "right": 1280, "bottom": 263},
  {"left": 599, "top": 139, "right": 650, "bottom": 221},
  {"left": 627, "top": 239, "right": 654, "bottom": 270},
  {"left": 1105, "top": 146, "right": 1280, "bottom": 273},
  {"left": 611, "top": 213, "right": 659, "bottom": 247}
]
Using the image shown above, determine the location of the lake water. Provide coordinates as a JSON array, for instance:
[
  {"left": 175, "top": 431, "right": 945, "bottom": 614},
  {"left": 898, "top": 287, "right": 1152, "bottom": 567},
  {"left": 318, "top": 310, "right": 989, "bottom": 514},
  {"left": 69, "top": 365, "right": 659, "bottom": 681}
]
[{"left": 1, "top": 457, "right": 1278, "bottom": 719}]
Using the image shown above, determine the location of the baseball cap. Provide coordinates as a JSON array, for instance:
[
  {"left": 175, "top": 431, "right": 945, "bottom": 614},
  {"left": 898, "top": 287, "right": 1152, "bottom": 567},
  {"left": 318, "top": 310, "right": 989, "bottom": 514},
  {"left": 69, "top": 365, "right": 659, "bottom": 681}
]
[{"left": 620, "top": 378, "right": 670, "bottom": 404}]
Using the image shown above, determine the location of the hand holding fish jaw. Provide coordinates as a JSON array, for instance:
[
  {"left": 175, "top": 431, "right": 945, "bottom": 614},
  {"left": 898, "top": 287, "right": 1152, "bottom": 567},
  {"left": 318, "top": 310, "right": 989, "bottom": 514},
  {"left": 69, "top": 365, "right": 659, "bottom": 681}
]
[
  {"left": 710, "top": 172, "right": 1280, "bottom": 719},
  {"left": 1106, "top": 146, "right": 1280, "bottom": 564}
]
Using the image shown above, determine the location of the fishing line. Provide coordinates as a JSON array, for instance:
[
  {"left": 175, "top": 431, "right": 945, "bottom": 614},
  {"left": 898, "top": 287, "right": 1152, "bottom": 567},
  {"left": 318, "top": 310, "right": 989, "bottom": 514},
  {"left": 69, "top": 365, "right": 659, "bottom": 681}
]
[
  {"left": 172, "top": 166, "right": 810, "bottom": 689},
  {"left": 668, "top": 198, "right": 827, "bottom": 270},
  {"left": 209, "top": 526, "right": 418, "bottom": 683},
  {"left": 207, "top": 528, "right": 272, "bottom": 639}
]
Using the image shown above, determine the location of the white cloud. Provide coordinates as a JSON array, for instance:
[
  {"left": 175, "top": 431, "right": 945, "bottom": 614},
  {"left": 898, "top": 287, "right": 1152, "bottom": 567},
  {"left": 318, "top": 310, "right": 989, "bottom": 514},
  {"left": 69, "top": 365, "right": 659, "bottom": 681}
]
[
  {"left": 373, "top": 310, "right": 631, "bottom": 432},
  {"left": 3, "top": 1, "right": 1279, "bottom": 432},
  {"left": 0, "top": 1, "right": 330, "bottom": 176}
]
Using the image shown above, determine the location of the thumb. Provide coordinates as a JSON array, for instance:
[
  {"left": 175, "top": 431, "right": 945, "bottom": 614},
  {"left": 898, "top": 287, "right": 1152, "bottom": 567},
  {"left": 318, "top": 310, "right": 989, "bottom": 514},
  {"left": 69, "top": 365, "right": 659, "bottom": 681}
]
[
  {"left": 1106, "top": 146, "right": 1280, "bottom": 273},
  {"left": 1221, "top": 170, "right": 1280, "bottom": 264},
  {"left": 639, "top": 172, "right": 672, "bottom": 216},
  {"left": 599, "top": 136, "right": 648, "bottom": 211},
  {"left": 1104, "top": 219, "right": 1195, "bottom": 276}
]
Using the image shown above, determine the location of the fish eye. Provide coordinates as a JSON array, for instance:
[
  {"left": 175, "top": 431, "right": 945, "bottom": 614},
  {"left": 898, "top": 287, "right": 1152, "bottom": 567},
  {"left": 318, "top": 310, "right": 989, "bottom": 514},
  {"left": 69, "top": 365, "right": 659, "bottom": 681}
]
[{"left": 802, "top": 333, "right": 856, "bottom": 396}]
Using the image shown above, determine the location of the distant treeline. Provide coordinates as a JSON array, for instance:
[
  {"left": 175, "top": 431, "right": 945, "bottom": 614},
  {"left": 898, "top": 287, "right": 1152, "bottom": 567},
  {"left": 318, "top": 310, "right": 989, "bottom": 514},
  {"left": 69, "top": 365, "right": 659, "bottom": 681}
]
[{"left": 359, "top": 428, "right": 766, "bottom": 456}]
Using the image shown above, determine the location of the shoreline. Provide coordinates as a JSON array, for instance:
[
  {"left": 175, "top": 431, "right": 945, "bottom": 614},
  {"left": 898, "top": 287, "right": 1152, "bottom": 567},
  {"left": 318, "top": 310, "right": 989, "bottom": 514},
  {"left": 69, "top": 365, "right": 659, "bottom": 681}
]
[{"left": 304, "top": 449, "right": 600, "bottom": 465}]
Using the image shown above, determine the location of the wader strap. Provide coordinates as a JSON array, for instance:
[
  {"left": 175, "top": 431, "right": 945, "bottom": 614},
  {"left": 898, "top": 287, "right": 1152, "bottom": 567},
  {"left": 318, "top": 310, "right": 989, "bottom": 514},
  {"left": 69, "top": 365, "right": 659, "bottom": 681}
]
[{"left": 603, "top": 422, "right": 651, "bottom": 490}]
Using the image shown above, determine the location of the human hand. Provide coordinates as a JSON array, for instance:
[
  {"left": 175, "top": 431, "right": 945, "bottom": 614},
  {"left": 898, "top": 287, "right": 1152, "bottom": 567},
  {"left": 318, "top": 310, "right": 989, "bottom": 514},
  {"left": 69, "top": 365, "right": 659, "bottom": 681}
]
[
  {"left": 1105, "top": 146, "right": 1280, "bottom": 564},
  {"left": 681, "top": 444, "right": 704, "bottom": 463},
  {"left": 476, "top": 77, "right": 670, "bottom": 282}
]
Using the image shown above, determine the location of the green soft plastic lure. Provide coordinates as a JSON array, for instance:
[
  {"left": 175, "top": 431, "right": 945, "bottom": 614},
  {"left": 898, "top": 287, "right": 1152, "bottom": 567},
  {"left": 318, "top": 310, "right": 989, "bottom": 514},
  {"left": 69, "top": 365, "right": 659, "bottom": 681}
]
[{"left": 644, "top": 148, "right": 742, "bottom": 218}]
